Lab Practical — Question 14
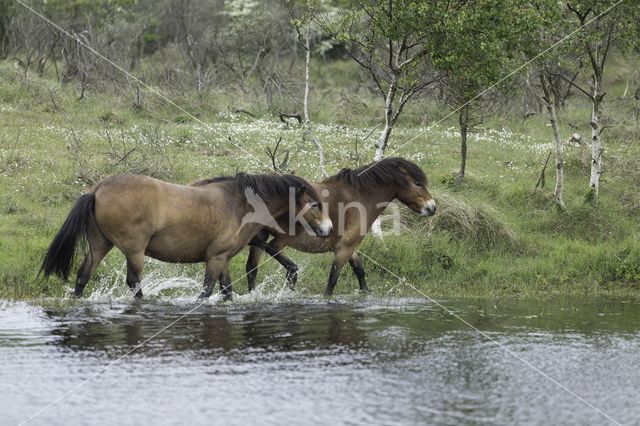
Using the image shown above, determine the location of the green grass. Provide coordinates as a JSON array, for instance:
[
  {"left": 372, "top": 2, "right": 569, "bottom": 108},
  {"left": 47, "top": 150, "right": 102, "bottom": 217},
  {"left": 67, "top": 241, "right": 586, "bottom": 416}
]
[{"left": 1, "top": 57, "right": 639, "bottom": 300}]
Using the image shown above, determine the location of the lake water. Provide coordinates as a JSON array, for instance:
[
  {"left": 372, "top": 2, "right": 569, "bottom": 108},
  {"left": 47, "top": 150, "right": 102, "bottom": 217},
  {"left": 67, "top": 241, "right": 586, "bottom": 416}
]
[{"left": 1, "top": 294, "right": 639, "bottom": 425}]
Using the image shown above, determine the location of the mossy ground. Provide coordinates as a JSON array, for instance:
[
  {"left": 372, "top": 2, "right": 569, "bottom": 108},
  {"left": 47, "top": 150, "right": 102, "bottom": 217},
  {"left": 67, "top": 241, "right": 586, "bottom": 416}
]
[{"left": 1, "top": 57, "right": 639, "bottom": 300}]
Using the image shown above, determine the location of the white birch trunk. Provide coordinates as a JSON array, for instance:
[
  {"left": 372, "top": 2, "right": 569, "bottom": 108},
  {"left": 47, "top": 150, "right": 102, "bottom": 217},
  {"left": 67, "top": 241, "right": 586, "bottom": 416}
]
[
  {"left": 303, "top": 27, "right": 328, "bottom": 177},
  {"left": 589, "top": 80, "right": 602, "bottom": 197},
  {"left": 550, "top": 103, "right": 565, "bottom": 208},
  {"left": 374, "top": 79, "right": 397, "bottom": 161},
  {"left": 372, "top": 78, "right": 398, "bottom": 238},
  {"left": 539, "top": 72, "right": 565, "bottom": 209},
  {"left": 371, "top": 217, "right": 383, "bottom": 238}
]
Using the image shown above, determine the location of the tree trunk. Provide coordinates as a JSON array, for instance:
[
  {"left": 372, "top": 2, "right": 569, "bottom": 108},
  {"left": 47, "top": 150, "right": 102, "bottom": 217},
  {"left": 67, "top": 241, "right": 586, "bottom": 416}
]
[
  {"left": 589, "top": 79, "right": 603, "bottom": 199},
  {"left": 375, "top": 77, "right": 398, "bottom": 161},
  {"left": 539, "top": 71, "right": 565, "bottom": 209},
  {"left": 371, "top": 79, "right": 398, "bottom": 238},
  {"left": 303, "top": 27, "right": 328, "bottom": 177},
  {"left": 458, "top": 104, "right": 469, "bottom": 180},
  {"left": 372, "top": 76, "right": 399, "bottom": 238}
]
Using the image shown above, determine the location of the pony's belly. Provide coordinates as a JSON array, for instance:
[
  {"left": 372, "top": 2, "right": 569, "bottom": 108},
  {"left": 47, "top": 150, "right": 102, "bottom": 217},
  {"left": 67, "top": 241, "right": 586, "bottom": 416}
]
[
  {"left": 289, "top": 234, "right": 333, "bottom": 253},
  {"left": 145, "top": 235, "right": 208, "bottom": 263},
  {"left": 144, "top": 248, "right": 205, "bottom": 263}
]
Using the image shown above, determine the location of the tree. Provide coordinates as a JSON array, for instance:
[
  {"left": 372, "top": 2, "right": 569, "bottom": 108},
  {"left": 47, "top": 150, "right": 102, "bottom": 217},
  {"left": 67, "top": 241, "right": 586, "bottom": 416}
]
[
  {"left": 563, "top": 0, "right": 640, "bottom": 200},
  {"left": 427, "top": 0, "right": 536, "bottom": 181},
  {"left": 327, "top": 0, "right": 438, "bottom": 160},
  {"left": 288, "top": 0, "right": 329, "bottom": 177},
  {"left": 0, "top": 0, "right": 16, "bottom": 58},
  {"left": 538, "top": 68, "right": 566, "bottom": 208},
  {"left": 530, "top": 0, "right": 579, "bottom": 209}
]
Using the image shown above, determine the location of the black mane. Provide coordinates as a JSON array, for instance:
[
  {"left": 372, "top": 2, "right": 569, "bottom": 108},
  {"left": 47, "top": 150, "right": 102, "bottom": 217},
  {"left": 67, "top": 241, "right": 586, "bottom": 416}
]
[
  {"left": 324, "top": 157, "right": 426, "bottom": 189},
  {"left": 191, "top": 176, "right": 234, "bottom": 186},
  {"left": 192, "top": 173, "right": 319, "bottom": 202}
]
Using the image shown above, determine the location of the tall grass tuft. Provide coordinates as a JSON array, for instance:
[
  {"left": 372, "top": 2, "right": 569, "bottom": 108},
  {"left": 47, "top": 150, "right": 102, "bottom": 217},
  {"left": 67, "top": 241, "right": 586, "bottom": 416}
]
[{"left": 425, "top": 191, "right": 521, "bottom": 252}]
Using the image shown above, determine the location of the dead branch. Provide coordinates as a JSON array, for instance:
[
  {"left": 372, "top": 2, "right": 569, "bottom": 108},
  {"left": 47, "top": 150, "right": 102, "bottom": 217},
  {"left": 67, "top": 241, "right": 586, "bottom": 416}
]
[
  {"left": 231, "top": 108, "right": 256, "bottom": 118},
  {"left": 265, "top": 137, "right": 292, "bottom": 173},
  {"left": 278, "top": 112, "right": 302, "bottom": 124},
  {"left": 535, "top": 151, "right": 552, "bottom": 189}
]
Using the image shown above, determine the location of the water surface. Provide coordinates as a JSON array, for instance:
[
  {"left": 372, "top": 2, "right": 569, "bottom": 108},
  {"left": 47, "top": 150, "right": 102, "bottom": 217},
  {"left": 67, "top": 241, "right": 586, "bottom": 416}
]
[{"left": 1, "top": 295, "right": 639, "bottom": 425}]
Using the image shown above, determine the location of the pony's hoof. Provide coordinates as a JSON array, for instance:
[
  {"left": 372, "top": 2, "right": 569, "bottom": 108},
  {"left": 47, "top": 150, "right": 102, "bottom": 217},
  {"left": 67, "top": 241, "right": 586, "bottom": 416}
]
[{"left": 222, "top": 293, "right": 233, "bottom": 302}]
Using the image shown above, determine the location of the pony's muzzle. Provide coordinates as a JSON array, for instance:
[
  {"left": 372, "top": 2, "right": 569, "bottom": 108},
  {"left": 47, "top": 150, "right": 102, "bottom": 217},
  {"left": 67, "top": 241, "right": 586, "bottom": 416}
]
[
  {"left": 421, "top": 199, "right": 436, "bottom": 217},
  {"left": 314, "top": 218, "right": 333, "bottom": 237}
]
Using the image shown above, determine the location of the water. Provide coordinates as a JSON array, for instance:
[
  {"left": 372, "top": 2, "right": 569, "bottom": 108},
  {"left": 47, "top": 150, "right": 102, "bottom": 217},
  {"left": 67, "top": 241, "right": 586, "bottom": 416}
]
[{"left": 1, "top": 294, "right": 640, "bottom": 425}]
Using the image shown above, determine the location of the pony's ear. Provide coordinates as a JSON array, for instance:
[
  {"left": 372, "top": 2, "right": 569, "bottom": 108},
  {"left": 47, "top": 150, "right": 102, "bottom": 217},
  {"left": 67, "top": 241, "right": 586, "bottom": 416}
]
[{"left": 296, "top": 185, "right": 307, "bottom": 199}]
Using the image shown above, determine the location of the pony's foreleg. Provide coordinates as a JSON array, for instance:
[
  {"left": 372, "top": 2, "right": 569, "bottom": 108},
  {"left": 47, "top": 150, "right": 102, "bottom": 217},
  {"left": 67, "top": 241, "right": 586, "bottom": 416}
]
[
  {"left": 198, "top": 256, "right": 227, "bottom": 300},
  {"left": 125, "top": 253, "right": 145, "bottom": 299},
  {"left": 219, "top": 263, "right": 232, "bottom": 301},
  {"left": 324, "top": 246, "right": 354, "bottom": 297},
  {"left": 348, "top": 254, "right": 369, "bottom": 293}
]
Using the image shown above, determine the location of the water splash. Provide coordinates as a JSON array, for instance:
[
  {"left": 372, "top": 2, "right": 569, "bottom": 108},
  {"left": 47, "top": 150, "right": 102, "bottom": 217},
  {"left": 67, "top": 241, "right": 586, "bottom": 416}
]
[{"left": 43, "top": 261, "right": 429, "bottom": 311}]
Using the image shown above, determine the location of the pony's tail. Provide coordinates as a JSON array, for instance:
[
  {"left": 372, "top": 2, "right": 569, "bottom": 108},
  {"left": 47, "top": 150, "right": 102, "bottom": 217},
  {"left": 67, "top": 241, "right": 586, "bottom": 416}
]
[{"left": 39, "top": 193, "right": 96, "bottom": 281}]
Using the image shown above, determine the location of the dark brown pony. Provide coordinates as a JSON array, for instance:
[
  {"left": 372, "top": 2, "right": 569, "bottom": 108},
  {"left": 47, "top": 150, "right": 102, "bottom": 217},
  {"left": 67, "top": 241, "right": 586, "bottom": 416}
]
[
  {"left": 40, "top": 173, "right": 331, "bottom": 299},
  {"left": 245, "top": 157, "right": 436, "bottom": 296}
]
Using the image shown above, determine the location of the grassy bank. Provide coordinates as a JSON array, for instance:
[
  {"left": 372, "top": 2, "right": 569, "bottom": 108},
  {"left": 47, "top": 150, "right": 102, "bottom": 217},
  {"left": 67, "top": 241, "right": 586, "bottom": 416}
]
[{"left": 1, "top": 59, "right": 639, "bottom": 300}]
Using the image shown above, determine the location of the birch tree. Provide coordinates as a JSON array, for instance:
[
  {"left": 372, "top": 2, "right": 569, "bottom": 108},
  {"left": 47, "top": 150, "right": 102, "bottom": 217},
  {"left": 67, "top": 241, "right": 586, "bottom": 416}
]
[
  {"left": 428, "top": 0, "right": 535, "bottom": 181},
  {"left": 538, "top": 69, "right": 566, "bottom": 208},
  {"left": 530, "top": 0, "right": 576, "bottom": 210},
  {"left": 327, "top": 0, "right": 438, "bottom": 160},
  {"left": 563, "top": 0, "right": 640, "bottom": 201},
  {"left": 289, "top": 0, "right": 328, "bottom": 177}
]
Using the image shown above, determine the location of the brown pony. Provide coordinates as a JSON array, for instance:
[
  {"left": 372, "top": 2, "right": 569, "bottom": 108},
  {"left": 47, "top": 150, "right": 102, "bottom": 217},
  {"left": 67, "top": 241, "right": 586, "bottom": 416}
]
[
  {"left": 244, "top": 157, "right": 436, "bottom": 297},
  {"left": 40, "top": 173, "right": 331, "bottom": 299}
]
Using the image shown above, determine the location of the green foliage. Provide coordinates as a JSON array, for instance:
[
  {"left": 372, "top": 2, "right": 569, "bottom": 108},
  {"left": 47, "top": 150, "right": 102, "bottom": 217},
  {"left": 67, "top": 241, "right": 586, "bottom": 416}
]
[
  {"left": 329, "top": 0, "right": 433, "bottom": 93},
  {"left": 426, "top": 0, "right": 536, "bottom": 102},
  {"left": 142, "top": 17, "right": 160, "bottom": 55},
  {"left": 613, "top": 246, "right": 640, "bottom": 283},
  {"left": 566, "top": 0, "right": 640, "bottom": 58},
  {"left": 584, "top": 186, "right": 597, "bottom": 204}
]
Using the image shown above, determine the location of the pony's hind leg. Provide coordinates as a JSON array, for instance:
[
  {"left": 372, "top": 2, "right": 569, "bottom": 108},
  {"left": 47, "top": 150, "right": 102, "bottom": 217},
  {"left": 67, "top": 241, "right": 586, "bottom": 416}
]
[
  {"left": 74, "top": 226, "right": 113, "bottom": 297},
  {"left": 125, "top": 252, "right": 145, "bottom": 299},
  {"left": 246, "top": 246, "right": 264, "bottom": 291},
  {"left": 255, "top": 234, "right": 299, "bottom": 290},
  {"left": 348, "top": 254, "right": 369, "bottom": 293},
  {"left": 265, "top": 243, "right": 298, "bottom": 290}
]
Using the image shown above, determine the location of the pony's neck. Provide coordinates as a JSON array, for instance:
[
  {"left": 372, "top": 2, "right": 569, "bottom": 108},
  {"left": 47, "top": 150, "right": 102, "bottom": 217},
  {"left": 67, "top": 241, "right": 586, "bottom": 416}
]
[
  {"left": 236, "top": 193, "right": 291, "bottom": 230},
  {"left": 349, "top": 182, "right": 397, "bottom": 225},
  {"left": 356, "top": 181, "right": 397, "bottom": 205}
]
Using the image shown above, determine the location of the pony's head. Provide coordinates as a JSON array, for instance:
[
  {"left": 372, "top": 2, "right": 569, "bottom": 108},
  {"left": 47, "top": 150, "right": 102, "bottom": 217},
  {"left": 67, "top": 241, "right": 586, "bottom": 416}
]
[
  {"left": 291, "top": 180, "right": 333, "bottom": 237},
  {"left": 331, "top": 157, "right": 436, "bottom": 217},
  {"left": 391, "top": 159, "right": 436, "bottom": 217}
]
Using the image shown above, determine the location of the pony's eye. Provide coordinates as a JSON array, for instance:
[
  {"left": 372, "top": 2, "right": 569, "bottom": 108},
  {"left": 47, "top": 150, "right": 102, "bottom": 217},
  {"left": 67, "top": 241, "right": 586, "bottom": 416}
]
[
  {"left": 310, "top": 202, "right": 319, "bottom": 209},
  {"left": 414, "top": 182, "right": 423, "bottom": 187}
]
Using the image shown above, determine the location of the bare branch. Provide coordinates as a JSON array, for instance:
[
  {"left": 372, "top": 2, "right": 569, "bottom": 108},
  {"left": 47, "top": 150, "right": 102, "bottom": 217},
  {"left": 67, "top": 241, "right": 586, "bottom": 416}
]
[{"left": 551, "top": 72, "right": 593, "bottom": 100}]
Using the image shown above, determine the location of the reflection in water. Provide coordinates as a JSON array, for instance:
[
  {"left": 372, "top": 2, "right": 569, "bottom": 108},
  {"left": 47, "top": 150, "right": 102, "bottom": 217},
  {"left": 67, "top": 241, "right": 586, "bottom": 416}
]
[{"left": 1, "top": 296, "right": 640, "bottom": 425}]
